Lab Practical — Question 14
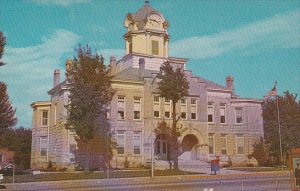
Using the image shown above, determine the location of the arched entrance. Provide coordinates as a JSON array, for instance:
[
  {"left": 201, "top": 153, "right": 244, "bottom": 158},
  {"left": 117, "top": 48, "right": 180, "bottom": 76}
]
[
  {"left": 180, "top": 134, "right": 199, "bottom": 160},
  {"left": 155, "top": 134, "right": 170, "bottom": 160}
]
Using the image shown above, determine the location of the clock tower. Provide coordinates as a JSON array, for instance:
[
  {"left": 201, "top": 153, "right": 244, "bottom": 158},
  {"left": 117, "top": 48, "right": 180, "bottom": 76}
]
[{"left": 124, "top": 1, "right": 170, "bottom": 58}]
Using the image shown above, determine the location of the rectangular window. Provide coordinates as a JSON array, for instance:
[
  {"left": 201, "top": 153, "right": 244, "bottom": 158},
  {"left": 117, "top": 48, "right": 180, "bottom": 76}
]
[
  {"left": 133, "top": 131, "right": 141, "bottom": 154},
  {"left": 164, "top": 97, "right": 171, "bottom": 119},
  {"left": 133, "top": 97, "right": 141, "bottom": 120},
  {"left": 181, "top": 98, "right": 187, "bottom": 119},
  {"left": 208, "top": 102, "right": 214, "bottom": 123},
  {"left": 117, "top": 96, "right": 125, "bottom": 119},
  {"left": 153, "top": 96, "right": 160, "bottom": 118},
  {"left": 69, "top": 144, "right": 76, "bottom": 154},
  {"left": 220, "top": 104, "right": 226, "bottom": 124},
  {"left": 181, "top": 112, "right": 186, "bottom": 119},
  {"left": 152, "top": 40, "right": 159, "bottom": 55},
  {"left": 208, "top": 134, "right": 214, "bottom": 154},
  {"left": 220, "top": 134, "right": 227, "bottom": 155},
  {"left": 117, "top": 131, "right": 125, "bottom": 154},
  {"left": 165, "top": 111, "right": 170, "bottom": 118},
  {"left": 191, "top": 99, "right": 197, "bottom": 120},
  {"left": 40, "top": 137, "right": 47, "bottom": 156},
  {"left": 236, "top": 107, "right": 243, "bottom": 124},
  {"left": 41, "top": 110, "right": 48, "bottom": 126},
  {"left": 236, "top": 135, "right": 244, "bottom": 154}
]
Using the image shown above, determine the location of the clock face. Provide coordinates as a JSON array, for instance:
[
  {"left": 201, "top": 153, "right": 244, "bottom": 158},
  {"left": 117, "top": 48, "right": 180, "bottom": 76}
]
[{"left": 148, "top": 14, "right": 163, "bottom": 23}]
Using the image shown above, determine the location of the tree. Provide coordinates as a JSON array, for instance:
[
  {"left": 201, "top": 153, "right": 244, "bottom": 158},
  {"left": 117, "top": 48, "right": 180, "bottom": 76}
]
[
  {"left": 0, "top": 127, "right": 32, "bottom": 170},
  {"left": 157, "top": 62, "right": 189, "bottom": 170},
  {"left": 0, "top": 31, "right": 6, "bottom": 66},
  {"left": 248, "top": 137, "right": 267, "bottom": 166},
  {"left": 263, "top": 91, "right": 300, "bottom": 165},
  {"left": 0, "top": 82, "right": 17, "bottom": 134},
  {"left": 66, "top": 45, "right": 114, "bottom": 171}
]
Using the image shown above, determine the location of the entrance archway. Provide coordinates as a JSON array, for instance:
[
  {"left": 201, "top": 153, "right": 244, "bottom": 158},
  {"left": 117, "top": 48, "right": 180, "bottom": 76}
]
[
  {"left": 155, "top": 134, "right": 170, "bottom": 160},
  {"left": 181, "top": 134, "right": 199, "bottom": 160}
]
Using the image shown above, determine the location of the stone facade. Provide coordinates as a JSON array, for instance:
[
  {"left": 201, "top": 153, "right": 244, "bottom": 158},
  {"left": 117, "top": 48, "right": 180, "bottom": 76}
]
[{"left": 30, "top": 2, "right": 263, "bottom": 170}]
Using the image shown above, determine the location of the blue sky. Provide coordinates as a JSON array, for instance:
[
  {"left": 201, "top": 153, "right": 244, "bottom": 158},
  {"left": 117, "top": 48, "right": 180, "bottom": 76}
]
[{"left": 0, "top": 0, "right": 299, "bottom": 128}]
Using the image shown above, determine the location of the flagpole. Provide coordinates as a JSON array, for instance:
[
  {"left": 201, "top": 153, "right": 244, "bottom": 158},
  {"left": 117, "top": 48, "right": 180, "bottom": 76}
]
[{"left": 275, "top": 85, "right": 283, "bottom": 171}]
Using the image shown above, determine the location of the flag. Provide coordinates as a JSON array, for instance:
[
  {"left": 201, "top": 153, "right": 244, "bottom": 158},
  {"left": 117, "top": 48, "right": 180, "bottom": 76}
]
[{"left": 264, "top": 82, "right": 277, "bottom": 100}]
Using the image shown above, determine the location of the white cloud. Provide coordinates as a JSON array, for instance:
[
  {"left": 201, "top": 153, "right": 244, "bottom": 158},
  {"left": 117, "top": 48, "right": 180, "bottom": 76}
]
[
  {"left": 32, "top": 0, "right": 91, "bottom": 7},
  {"left": 0, "top": 29, "right": 81, "bottom": 127},
  {"left": 170, "top": 8, "right": 300, "bottom": 60}
]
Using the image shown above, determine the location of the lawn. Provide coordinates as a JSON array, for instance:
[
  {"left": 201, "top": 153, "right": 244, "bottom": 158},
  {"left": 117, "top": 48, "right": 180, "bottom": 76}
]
[
  {"left": 224, "top": 166, "right": 289, "bottom": 172},
  {"left": 1, "top": 169, "right": 200, "bottom": 184}
]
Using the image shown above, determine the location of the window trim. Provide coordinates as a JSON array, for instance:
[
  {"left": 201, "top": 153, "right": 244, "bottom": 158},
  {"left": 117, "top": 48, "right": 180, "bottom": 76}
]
[
  {"left": 220, "top": 134, "right": 227, "bottom": 155},
  {"left": 208, "top": 133, "right": 215, "bottom": 155},
  {"left": 207, "top": 102, "right": 214, "bottom": 123},
  {"left": 191, "top": 99, "right": 197, "bottom": 120},
  {"left": 152, "top": 40, "right": 159, "bottom": 55},
  {"left": 133, "top": 131, "right": 141, "bottom": 155},
  {"left": 41, "top": 110, "right": 49, "bottom": 127},
  {"left": 153, "top": 96, "right": 160, "bottom": 118},
  {"left": 40, "top": 136, "right": 48, "bottom": 157},
  {"left": 117, "top": 96, "right": 126, "bottom": 120},
  {"left": 236, "top": 134, "right": 244, "bottom": 155},
  {"left": 235, "top": 107, "right": 243, "bottom": 124},
  {"left": 117, "top": 130, "right": 125, "bottom": 155},
  {"left": 220, "top": 104, "right": 226, "bottom": 124},
  {"left": 133, "top": 97, "right": 142, "bottom": 120}
]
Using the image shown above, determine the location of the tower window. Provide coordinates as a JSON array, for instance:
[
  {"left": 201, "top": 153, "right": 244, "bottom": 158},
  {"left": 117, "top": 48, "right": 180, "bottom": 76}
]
[{"left": 152, "top": 40, "right": 159, "bottom": 55}]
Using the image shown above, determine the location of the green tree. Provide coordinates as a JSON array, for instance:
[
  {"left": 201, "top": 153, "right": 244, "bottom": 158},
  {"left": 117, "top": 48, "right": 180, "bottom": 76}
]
[
  {"left": 0, "top": 31, "right": 6, "bottom": 66},
  {"left": 0, "top": 127, "right": 32, "bottom": 170},
  {"left": 66, "top": 45, "right": 114, "bottom": 171},
  {"left": 157, "top": 62, "right": 189, "bottom": 170},
  {"left": 263, "top": 91, "right": 300, "bottom": 165},
  {"left": 0, "top": 82, "right": 17, "bottom": 134},
  {"left": 248, "top": 137, "right": 267, "bottom": 166}
]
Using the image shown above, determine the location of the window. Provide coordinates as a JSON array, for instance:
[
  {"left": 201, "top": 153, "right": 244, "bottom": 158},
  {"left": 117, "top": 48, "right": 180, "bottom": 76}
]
[
  {"left": 133, "top": 97, "right": 141, "bottom": 120},
  {"left": 181, "top": 99, "right": 187, "bottom": 119},
  {"left": 133, "top": 131, "right": 141, "bottom": 154},
  {"left": 117, "top": 96, "right": 125, "bottom": 119},
  {"left": 0, "top": 154, "right": 3, "bottom": 162},
  {"left": 220, "top": 103, "right": 226, "bottom": 124},
  {"left": 40, "top": 137, "right": 47, "bottom": 156},
  {"left": 41, "top": 110, "right": 48, "bottom": 126},
  {"left": 220, "top": 134, "right": 227, "bottom": 155},
  {"left": 236, "top": 107, "right": 243, "bottom": 124},
  {"left": 165, "top": 111, "right": 170, "bottom": 118},
  {"left": 236, "top": 135, "right": 244, "bottom": 154},
  {"left": 207, "top": 102, "right": 214, "bottom": 123},
  {"left": 69, "top": 144, "right": 76, "bottom": 154},
  {"left": 191, "top": 99, "right": 197, "bottom": 120},
  {"left": 164, "top": 98, "right": 171, "bottom": 119},
  {"left": 152, "top": 40, "right": 159, "bottom": 55},
  {"left": 208, "top": 134, "right": 214, "bottom": 154},
  {"left": 181, "top": 112, "right": 186, "bottom": 119},
  {"left": 117, "top": 131, "right": 125, "bottom": 154},
  {"left": 153, "top": 96, "right": 160, "bottom": 118}
]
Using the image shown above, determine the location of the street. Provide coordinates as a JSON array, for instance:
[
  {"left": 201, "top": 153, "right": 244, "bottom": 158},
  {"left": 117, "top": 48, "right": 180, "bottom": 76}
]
[{"left": 2, "top": 171, "right": 291, "bottom": 191}]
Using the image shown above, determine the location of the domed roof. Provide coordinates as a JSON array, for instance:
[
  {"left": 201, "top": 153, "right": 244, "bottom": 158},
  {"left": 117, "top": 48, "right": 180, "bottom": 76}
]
[{"left": 128, "top": 1, "right": 169, "bottom": 26}]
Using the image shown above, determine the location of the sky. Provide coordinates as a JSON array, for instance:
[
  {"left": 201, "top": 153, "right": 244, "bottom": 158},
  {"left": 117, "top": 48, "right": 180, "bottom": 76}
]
[{"left": 0, "top": 0, "right": 299, "bottom": 128}]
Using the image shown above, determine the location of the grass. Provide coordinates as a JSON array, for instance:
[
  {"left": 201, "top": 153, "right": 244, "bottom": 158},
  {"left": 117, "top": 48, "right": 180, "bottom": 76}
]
[
  {"left": 1, "top": 169, "right": 200, "bottom": 184},
  {"left": 224, "top": 166, "right": 289, "bottom": 172}
]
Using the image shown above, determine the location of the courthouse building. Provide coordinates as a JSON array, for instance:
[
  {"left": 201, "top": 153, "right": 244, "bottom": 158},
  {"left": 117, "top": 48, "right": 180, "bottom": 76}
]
[{"left": 30, "top": 1, "right": 264, "bottom": 170}]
